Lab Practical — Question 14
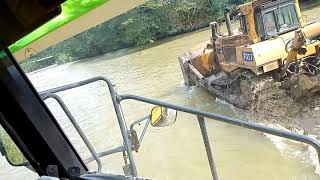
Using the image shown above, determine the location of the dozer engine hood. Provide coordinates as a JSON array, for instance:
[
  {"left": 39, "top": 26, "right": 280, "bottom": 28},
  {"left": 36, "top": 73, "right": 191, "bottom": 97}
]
[
  {"left": 238, "top": 38, "right": 286, "bottom": 68},
  {"left": 237, "top": 22, "right": 320, "bottom": 75}
]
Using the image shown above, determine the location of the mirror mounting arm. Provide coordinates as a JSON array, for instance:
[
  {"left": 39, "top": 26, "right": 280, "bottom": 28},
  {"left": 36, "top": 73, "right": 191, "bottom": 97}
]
[{"left": 129, "top": 115, "right": 150, "bottom": 152}]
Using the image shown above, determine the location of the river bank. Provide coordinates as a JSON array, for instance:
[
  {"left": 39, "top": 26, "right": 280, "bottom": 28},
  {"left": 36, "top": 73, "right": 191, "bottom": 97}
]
[
  {"left": 235, "top": 78, "right": 320, "bottom": 137},
  {"left": 228, "top": 78, "right": 320, "bottom": 175},
  {"left": 20, "top": 1, "right": 320, "bottom": 73},
  {"left": 20, "top": 0, "right": 244, "bottom": 73}
]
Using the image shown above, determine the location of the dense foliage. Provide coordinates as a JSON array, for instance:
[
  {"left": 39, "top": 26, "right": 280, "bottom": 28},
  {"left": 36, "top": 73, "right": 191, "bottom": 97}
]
[{"left": 21, "top": 0, "right": 245, "bottom": 72}]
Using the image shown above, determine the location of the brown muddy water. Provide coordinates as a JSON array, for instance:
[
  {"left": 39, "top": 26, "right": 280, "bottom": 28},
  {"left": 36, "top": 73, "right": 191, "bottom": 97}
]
[{"left": 1, "top": 3, "right": 320, "bottom": 180}]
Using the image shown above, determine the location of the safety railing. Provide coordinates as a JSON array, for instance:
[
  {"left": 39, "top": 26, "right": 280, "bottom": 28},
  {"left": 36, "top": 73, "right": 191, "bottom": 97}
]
[{"left": 40, "top": 76, "right": 320, "bottom": 180}]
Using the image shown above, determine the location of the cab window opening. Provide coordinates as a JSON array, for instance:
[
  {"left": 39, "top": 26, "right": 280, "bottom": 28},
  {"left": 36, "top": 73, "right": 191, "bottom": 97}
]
[
  {"left": 260, "top": 3, "right": 300, "bottom": 38},
  {"left": 277, "top": 4, "right": 299, "bottom": 31},
  {"left": 264, "top": 10, "right": 278, "bottom": 36}
]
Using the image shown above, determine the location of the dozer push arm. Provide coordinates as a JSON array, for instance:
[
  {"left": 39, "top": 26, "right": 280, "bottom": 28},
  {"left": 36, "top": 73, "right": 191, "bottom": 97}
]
[
  {"left": 281, "top": 29, "right": 307, "bottom": 74},
  {"left": 282, "top": 22, "right": 320, "bottom": 74}
]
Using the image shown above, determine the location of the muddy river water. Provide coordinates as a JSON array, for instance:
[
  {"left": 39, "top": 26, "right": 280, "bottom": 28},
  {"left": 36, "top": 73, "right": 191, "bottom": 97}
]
[{"left": 1, "top": 3, "right": 320, "bottom": 180}]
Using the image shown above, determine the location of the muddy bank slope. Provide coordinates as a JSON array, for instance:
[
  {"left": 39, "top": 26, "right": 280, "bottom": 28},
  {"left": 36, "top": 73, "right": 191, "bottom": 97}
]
[{"left": 240, "top": 78, "right": 320, "bottom": 137}]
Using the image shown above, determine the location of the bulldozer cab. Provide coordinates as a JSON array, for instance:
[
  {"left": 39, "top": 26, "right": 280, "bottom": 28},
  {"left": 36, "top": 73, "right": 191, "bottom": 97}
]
[{"left": 238, "top": 0, "right": 302, "bottom": 42}]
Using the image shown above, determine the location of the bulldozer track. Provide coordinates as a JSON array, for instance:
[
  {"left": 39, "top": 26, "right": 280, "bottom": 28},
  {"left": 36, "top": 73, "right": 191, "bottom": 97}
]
[{"left": 209, "top": 70, "right": 256, "bottom": 87}]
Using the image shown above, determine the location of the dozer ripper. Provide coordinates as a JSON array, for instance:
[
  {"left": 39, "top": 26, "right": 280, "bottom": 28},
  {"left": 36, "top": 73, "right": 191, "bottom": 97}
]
[{"left": 179, "top": 0, "right": 320, "bottom": 108}]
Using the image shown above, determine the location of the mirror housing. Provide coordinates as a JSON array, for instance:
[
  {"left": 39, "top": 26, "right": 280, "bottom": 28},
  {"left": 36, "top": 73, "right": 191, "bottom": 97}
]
[
  {"left": 150, "top": 106, "right": 177, "bottom": 127},
  {"left": 0, "top": 129, "right": 28, "bottom": 166}
]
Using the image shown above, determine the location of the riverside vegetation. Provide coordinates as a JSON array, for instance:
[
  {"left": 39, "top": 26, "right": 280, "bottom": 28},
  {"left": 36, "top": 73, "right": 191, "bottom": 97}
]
[{"left": 20, "top": 0, "right": 245, "bottom": 72}]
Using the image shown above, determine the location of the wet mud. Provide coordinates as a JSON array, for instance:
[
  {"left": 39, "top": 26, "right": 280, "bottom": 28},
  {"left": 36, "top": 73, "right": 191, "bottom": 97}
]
[{"left": 241, "top": 78, "right": 320, "bottom": 137}]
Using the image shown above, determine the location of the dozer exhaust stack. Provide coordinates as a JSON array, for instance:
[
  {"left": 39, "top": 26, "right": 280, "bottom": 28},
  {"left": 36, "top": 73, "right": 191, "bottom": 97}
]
[
  {"left": 224, "top": 10, "right": 233, "bottom": 36},
  {"left": 210, "top": 22, "right": 220, "bottom": 41}
]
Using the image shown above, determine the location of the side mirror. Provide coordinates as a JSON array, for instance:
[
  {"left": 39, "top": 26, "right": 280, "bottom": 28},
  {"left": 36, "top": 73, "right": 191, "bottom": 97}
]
[
  {"left": 0, "top": 129, "right": 28, "bottom": 166},
  {"left": 150, "top": 106, "right": 177, "bottom": 127}
]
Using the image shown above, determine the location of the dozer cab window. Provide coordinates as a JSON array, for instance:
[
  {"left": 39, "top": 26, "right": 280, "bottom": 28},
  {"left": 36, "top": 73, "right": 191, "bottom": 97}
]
[
  {"left": 264, "top": 11, "right": 278, "bottom": 36},
  {"left": 258, "top": 2, "right": 300, "bottom": 39},
  {"left": 240, "top": 15, "right": 248, "bottom": 34},
  {"left": 255, "top": 13, "right": 264, "bottom": 38},
  {"left": 277, "top": 4, "right": 299, "bottom": 31}
]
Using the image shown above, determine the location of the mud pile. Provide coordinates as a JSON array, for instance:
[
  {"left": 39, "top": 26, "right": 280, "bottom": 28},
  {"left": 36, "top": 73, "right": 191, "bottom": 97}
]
[{"left": 243, "top": 78, "right": 320, "bottom": 136}]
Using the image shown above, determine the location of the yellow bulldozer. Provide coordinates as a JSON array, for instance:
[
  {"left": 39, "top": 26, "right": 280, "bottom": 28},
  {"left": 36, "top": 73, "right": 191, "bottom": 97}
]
[{"left": 179, "top": 0, "right": 320, "bottom": 108}]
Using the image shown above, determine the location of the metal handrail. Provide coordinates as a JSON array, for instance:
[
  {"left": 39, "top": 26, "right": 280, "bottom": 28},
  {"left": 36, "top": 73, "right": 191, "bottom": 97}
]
[
  {"left": 84, "top": 146, "right": 125, "bottom": 164},
  {"left": 40, "top": 76, "right": 320, "bottom": 179},
  {"left": 40, "top": 76, "right": 138, "bottom": 176},
  {"left": 119, "top": 94, "right": 320, "bottom": 163},
  {"left": 41, "top": 93, "right": 103, "bottom": 172}
]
